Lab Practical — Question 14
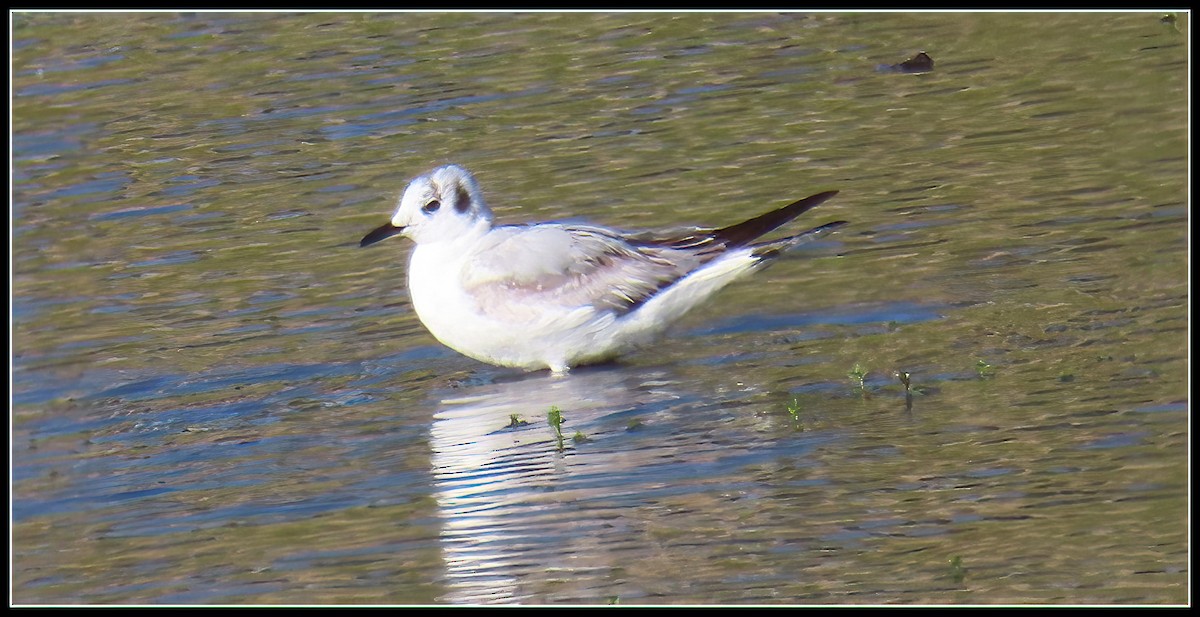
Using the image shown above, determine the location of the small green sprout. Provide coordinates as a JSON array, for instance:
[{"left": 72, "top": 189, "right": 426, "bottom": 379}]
[
  {"left": 572, "top": 430, "right": 589, "bottom": 443},
  {"left": 548, "top": 406, "right": 565, "bottom": 451},
  {"left": 786, "top": 398, "right": 801, "bottom": 423},
  {"left": 976, "top": 360, "right": 993, "bottom": 378},
  {"left": 948, "top": 555, "right": 966, "bottom": 584},
  {"left": 508, "top": 414, "right": 528, "bottom": 428},
  {"left": 848, "top": 363, "right": 867, "bottom": 390},
  {"left": 897, "top": 371, "right": 911, "bottom": 393}
]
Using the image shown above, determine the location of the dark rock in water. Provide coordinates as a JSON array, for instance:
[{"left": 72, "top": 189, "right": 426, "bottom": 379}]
[{"left": 879, "top": 51, "right": 934, "bottom": 73}]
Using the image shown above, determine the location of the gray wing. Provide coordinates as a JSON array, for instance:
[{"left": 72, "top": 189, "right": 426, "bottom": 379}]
[
  {"left": 458, "top": 189, "right": 844, "bottom": 319},
  {"left": 461, "top": 224, "right": 709, "bottom": 316}
]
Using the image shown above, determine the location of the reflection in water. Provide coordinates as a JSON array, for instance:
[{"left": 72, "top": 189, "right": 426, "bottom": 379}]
[
  {"left": 428, "top": 367, "right": 674, "bottom": 603},
  {"left": 12, "top": 10, "right": 1188, "bottom": 605}
]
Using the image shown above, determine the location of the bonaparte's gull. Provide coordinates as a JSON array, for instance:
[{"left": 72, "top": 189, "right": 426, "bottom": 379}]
[{"left": 360, "top": 164, "right": 846, "bottom": 373}]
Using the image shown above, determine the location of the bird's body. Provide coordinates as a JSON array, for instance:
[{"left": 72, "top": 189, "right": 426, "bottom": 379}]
[{"left": 360, "top": 165, "right": 845, "bottom": 373}]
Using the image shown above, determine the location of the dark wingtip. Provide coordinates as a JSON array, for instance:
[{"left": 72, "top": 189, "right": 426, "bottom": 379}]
[
  {"left": 712, "top": 190, "right": 841, "bottom": 248},
  {"left": 360, "top": 222, "right": 404, "bottom": 247}
]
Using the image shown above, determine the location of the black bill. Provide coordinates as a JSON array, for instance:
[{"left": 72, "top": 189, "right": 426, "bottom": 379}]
[{"left": 360, "top": 222, "right": 405, "bottom": 248}]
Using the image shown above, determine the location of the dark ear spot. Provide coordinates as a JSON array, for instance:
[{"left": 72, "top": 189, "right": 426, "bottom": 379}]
[{"left": 455, "top": 184, "right": 472, "bottom": 213}]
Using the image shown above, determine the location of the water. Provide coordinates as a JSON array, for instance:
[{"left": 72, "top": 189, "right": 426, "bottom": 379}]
[{"left": 11, "top": 11, "right": 1188, "bottom": 605}]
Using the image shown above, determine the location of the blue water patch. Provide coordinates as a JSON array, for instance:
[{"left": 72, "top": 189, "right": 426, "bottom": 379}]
[
  {"left": 83, "top": 361, "right": 364, "bottom": 406},
  {"left": 11, "top": 294, "right": 91, "bottom": 322},
  {"left": 14, "top": 407, "right": 131, "bottom": 442},
  {"left": 102, "top": 486, "right": 177, "bottom": 503},
  {"left": 1132, "top": 401, "right": 1187, "bottom": 413},
  {"left": 12, "top": 36, "right": 41, "bottom": 51},
  {"left": 42, "top": 173, "right": 129, "bottom": 200},
  {"left": 89, "top": 303, "right": 137, "bottom": 315},
  {"left": 17, "top": 78, "right": 138, "bottom": 97},
  {"left": 686, "top": 350, "right": 776, "bottom": 367},
  {"left": 694, "top": 301, "right": 946, "bottom": 337},
  {"left": 324, "top": 119, "right": 410, "bottom": 141},
  {"left": 315, "top": 184, "right": 359, "bottom": 193},
  {"left": 363, "top": 74, "right": 417, "bottom": 86},
  {"left": 17, "top": 421, "right": 437, "bottom": 531},
  {"left": 20, "top": 52, "right": 127, "bottom": 76},
  {"left": 1080, "top": 432, "right": 1149, "bottom": 450},
  {"left": 248, "top": 290, "right": 299, "bottom": 305},
  {"left": 231, "top": 104, "right": 352, "bottom": 123},
  {"left": 90, "top": 203, "right": 193, "bottom": 222},
  {"left": 12, "top": 122, "right": 96, "bottom": 160},
  {"left": 677, "top": 84, "right": 733, "bottom": 96},
  {"left": 964, "top": 467, "right": 1018, "bottom": 479},
  {"left": 100, "top": 398, "right": 274, "bottom": 441},
  {"left": 92, "top": 374, "right": 185, "bottom": 401},
  {"left": 130, "top": 251, "right": 201, "bottom": 268}
]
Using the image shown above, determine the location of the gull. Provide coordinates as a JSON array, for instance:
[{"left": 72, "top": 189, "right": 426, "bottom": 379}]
[{"left": 360, "top": 164, "right": 846, "bottom": 374}]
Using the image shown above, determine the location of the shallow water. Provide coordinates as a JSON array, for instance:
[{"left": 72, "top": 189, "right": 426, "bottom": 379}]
[{"left": 11, "top": 11, "right": 1188, "bottom": 605}]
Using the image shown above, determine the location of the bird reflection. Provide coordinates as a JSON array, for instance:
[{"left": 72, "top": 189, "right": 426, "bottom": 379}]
[{"left": 428, "top": 365, "right": 682, "bottom": 604}]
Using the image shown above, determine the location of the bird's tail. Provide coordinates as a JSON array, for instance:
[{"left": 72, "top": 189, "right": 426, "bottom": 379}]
[{"left": 749, "top": 220, "right": 849, "bottom": 261}]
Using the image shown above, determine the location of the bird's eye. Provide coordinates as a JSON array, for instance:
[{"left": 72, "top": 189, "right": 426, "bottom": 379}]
[{"left": 422, "top": 200, "right": 441, "bottom": 214}]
